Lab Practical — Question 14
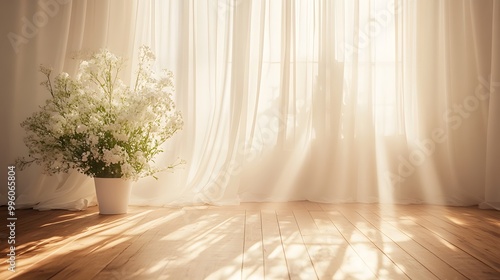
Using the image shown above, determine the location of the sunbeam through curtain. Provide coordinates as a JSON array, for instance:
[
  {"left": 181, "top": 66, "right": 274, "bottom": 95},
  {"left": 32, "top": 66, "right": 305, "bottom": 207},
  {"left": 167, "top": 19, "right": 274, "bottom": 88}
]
[{"left": 1, "top": 0, "right": 499, "bottom": 210}]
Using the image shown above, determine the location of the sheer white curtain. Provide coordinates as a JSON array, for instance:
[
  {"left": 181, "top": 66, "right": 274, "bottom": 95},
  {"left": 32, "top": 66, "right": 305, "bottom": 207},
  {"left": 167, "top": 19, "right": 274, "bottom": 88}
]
[{"left": 1, "top": 0, "right": 499, "bottom": 210}]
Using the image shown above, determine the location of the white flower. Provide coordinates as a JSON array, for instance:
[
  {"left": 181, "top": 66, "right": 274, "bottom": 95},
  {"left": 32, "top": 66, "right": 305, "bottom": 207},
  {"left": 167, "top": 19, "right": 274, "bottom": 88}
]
[
  {"left": 76, "top": 124, "right": 88, "bottom": 133},
  {"left": 82, "top": 152, "right": 90, "bottom": 162},
  {"left": 91, "top": 146, "right": 100, "bottom": 158},
  {"left": 80, "top": 61, "right": 89, "bottom": 69},
  {"left": 114, "top": 132, "right": 129, "bottom": 142},
  {"left": 102, "top": 148, "right": 121, "bottom": 165},
  {"left": 134, "top": 151, "right": 147, "bottom": 165},
  {"left": 88, "top": 134, "right": 99, "bottom": 145},
  {"left": 58, "top": 72, "right": 69, "bottom": 80},
  {"left": 50, "top": 122, "right": 63, "bottom": 135}
]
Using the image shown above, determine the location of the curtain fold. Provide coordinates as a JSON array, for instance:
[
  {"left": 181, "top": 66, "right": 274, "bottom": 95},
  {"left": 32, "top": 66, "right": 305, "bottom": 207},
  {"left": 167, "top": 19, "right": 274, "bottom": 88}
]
[
  {"left": 482, "top": 0, "right": 500, "bottom": 210},
  {"left": 1, "top": 0, "right": 499, "bottom": 210}
]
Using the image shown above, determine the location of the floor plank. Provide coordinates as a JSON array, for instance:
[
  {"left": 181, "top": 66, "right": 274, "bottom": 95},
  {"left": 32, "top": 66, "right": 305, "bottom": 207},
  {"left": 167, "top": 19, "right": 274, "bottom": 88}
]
[
  {"left": 276, "top": 210, "right": 317, "bottom": 279},
  {"left": 261, "top": 210, "right": 289, "bottom": 279},
  {"left": 242, "top": 210, "right": 265, "bottom": 280}
]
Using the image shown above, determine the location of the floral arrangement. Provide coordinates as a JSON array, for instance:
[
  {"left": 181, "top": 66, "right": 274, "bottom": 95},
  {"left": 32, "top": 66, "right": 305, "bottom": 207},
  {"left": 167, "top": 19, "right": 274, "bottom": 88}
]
[{"left": 17, "top": 46, "right": 184, "bottom": 180}]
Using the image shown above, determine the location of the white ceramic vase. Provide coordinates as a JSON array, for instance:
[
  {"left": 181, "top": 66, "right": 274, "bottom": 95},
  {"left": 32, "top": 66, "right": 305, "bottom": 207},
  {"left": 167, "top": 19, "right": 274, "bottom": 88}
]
[{"left": 94, "top": 178, "right": 132, "bottom": 214}]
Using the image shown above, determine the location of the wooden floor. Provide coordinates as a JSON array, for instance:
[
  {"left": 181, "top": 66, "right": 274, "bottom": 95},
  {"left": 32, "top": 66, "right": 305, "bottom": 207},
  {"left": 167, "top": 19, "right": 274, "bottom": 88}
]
[{"left": 1, "top": 202, "right": 500, "bottom": 280}]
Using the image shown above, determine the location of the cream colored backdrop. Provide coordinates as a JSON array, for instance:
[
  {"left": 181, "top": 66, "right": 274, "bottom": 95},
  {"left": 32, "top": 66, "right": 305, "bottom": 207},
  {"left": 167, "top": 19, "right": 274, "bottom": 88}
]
[{"left": 1, "top": 0, "right": 499, "bottom": 210}]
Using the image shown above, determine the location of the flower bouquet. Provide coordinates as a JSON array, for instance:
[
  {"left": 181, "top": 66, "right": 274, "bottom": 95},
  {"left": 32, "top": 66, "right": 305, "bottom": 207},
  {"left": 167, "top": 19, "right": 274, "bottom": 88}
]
[{"left": 17, "top": 46, "right": 184, "bottom": 181}]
